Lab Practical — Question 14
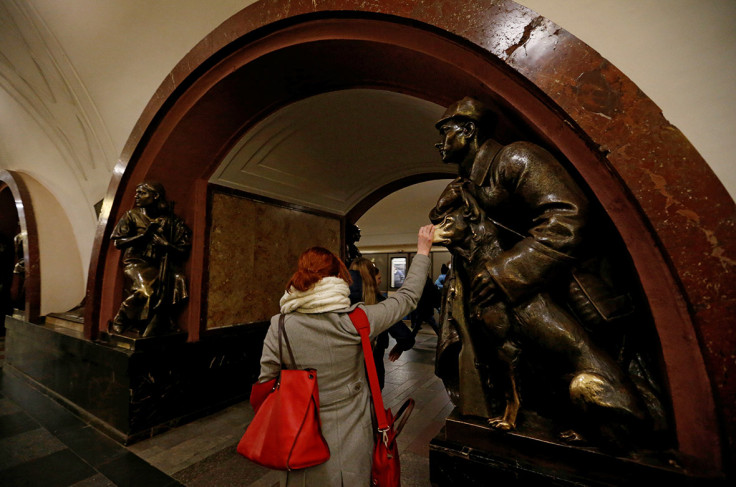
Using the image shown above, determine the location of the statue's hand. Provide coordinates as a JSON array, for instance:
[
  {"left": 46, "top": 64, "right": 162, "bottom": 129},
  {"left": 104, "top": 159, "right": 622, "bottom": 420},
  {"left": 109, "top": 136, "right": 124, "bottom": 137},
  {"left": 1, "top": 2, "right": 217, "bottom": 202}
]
[
  {"left": 142, "top": 221, "right": 163, "bottom": 239},
  {"left": 151, "top": 233, "right": 170, "bottom": 248},
  {"left": 470, "top": 266, "right": 497, "bottom": 308},
  {"left": 141, "top": 223, "right": 156, "bottom": 236}
]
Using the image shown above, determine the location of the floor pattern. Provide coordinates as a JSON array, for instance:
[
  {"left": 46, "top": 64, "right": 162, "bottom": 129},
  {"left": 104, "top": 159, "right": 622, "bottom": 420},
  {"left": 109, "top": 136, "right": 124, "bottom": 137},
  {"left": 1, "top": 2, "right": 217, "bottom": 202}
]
[{"left": 0, "top": 326, "right": 450, "bottom": 486}]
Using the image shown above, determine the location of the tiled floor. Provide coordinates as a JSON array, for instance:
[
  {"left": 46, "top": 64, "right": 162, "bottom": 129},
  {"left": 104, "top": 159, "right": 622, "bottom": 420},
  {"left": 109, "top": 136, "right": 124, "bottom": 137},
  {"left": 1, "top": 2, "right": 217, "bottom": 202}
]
[
  {"left": 0, "top": 361, "right": 182, "bottom": 486},
  {"left": 0, "top": 326, "right": 450, "bottom": 486}
]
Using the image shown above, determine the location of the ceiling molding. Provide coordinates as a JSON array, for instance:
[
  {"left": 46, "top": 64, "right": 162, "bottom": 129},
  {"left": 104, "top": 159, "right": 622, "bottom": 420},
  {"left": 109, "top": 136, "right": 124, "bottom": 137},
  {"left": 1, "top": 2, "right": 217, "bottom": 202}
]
[
  {"left": 211, "top": 89, "right": 456, "bottom": 215},
  {"left": 0, "top": 0, "right": 116, "bottom": 180}
]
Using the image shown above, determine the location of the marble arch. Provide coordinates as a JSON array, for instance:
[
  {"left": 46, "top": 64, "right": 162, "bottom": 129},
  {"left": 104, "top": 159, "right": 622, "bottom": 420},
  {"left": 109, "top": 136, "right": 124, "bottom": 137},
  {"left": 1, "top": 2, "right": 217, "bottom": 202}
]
[
  {"left": 0, "top": 170, "right": 40, "bottom": 323},
  {"left": 84, "top": 0, "right": 735, "bottom": 474}
]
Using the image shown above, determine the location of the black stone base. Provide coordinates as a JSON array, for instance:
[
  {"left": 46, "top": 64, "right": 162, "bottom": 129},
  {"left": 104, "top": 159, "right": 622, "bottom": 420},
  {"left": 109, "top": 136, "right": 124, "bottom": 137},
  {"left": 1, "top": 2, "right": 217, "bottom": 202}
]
[
  {"left": 429, "top": 411, "right": 726, "bottom": 487},
  {"left": 97, "top": 330, "right": 188, "bottom": 351},
  {"left": 3, "top": 316, "right": 268, "bottom": 445}
]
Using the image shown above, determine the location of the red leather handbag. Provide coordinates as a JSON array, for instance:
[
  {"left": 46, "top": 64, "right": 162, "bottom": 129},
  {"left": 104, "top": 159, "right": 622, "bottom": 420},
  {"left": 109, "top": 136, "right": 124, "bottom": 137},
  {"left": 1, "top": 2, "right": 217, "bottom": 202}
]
[
  {"left": 237, "top": 314, "right": 330, "bottom": 470},
  {"left": 349, "top": 308, "right": 415, "bottom": 487}
]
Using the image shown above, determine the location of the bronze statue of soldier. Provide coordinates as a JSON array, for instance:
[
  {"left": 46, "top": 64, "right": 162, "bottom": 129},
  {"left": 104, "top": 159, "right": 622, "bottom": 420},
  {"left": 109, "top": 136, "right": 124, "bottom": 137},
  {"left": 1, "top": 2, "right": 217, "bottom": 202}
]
[
  {"left": 110, "top": 182, "right": 191, "bottom": 338},
  {"left": 10, "top": 232, "right": 25, "bottom": 311},
  {"left": 0, "top": 232, "right": 14, "bottom": 318},
  {"left": 430, "top": 97, "right": 665, "bottom": 448}
]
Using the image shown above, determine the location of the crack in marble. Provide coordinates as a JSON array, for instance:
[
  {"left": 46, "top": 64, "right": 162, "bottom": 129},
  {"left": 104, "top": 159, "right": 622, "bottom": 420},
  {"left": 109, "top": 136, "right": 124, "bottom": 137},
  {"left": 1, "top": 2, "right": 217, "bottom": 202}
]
[
  {"left": 646, "top": 183, "right": 736, "bottom": 271},
  {"left": 644, "top": 169, "right": 677, "bottom": 210},
  {"left": 504, "top": 15, "right": 543, "bottom": 59}
]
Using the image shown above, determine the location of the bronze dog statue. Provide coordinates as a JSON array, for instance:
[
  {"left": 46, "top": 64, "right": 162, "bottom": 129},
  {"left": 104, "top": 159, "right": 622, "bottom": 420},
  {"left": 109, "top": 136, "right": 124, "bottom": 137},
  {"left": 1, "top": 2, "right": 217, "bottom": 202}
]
[
  {"left": 430, "top": 181, "right": 646, "bottom": 443},
  {"left": 431, "top": 183, "right": 522, "bottom": 430}
]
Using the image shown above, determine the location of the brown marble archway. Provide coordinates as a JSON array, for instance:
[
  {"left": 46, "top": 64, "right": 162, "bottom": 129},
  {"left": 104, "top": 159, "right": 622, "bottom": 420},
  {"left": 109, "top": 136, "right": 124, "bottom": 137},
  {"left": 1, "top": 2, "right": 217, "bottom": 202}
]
[
  {"left": 85, "top": 0, "right": 735, "bottom": 475},
  {"left": 0, "top": 170, "right": 41, "bottom": 323}
]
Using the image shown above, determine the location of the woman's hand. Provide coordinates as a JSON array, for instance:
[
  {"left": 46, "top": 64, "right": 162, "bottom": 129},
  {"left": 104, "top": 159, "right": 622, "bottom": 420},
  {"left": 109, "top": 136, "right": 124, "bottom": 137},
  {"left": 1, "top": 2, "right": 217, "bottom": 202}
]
[{"left": 417, "top": 224, "right": 434, "bottom": 256}]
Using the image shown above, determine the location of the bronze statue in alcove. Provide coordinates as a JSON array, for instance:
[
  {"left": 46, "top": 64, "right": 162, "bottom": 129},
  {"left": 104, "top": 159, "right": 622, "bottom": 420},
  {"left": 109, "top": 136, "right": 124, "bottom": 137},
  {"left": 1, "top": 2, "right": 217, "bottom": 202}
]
[
  {"left": 110, "top": 182, "right": 191, "bottom": 338},
  {"left": 10, "top": 232, "right": 25, "bottom": 311},
  {"left": 430, "top": 97, "right": 669, "bottom": 450},
  {"left": 0, "top": 232, "right": 14, "bottom": 317},
  {"left": 345, "top": 223, "right": 362, "bottom": 268}
]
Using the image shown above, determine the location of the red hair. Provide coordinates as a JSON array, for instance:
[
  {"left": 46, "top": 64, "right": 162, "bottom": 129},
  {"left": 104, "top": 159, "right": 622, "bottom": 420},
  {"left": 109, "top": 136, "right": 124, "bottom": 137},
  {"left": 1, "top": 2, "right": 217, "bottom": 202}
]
[{"left": 285, "top": 247, "right": 352, "bottom": 292}]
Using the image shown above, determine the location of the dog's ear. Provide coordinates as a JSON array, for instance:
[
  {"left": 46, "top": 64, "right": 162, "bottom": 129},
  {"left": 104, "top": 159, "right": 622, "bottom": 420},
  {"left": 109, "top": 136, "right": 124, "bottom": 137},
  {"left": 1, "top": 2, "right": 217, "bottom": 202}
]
[
  {"left": 430, "top": 181, "right": 464, "bottom": 223},
  {"left": 461, "top": 190, "right": 482, "bottom": 223},
  {"left": 429, "top": 199, "right": 451, "bottom": 224}
]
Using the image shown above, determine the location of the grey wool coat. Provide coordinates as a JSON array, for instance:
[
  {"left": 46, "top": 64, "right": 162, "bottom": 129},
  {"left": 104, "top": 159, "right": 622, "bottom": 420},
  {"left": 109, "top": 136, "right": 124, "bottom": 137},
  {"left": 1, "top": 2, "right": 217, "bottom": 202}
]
[{"left": 258, "top": 254, "right": 430, "bottom": 487}]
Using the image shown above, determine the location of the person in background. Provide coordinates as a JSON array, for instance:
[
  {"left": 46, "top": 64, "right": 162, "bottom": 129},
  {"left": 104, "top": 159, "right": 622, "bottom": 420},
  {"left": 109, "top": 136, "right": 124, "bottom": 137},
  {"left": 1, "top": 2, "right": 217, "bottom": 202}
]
[
  {"left": 433, "top": 263, "right": 450, "bottom": 316},
  {"left": 410, "top": 276, "right": 440, "bottom": 336},
  {"left": 344, "top": 223, "right": 362, "bottom": 268},
  {"left": 434, "top": 263, "right": 449, "bottom": 290},
  {"left": 349, "top": 257, "right": 415, "bottom": 389}
]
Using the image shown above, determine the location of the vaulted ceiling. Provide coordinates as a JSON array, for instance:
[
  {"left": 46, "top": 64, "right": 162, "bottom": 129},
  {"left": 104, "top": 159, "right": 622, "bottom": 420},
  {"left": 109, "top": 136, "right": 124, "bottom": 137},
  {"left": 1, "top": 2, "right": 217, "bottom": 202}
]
[
  {"left": 211, "top": 89, "right": 455, "bottom": 218},
  {"left": 0, "top": 0, "right": 733, "bottom": 260}
]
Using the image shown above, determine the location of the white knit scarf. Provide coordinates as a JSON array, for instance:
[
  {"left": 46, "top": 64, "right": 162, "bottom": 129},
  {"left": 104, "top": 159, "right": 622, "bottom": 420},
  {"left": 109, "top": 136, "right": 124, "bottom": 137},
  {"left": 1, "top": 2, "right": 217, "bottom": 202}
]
[{"left": 279, "top": 276, "right": 351, "bottom": 314}]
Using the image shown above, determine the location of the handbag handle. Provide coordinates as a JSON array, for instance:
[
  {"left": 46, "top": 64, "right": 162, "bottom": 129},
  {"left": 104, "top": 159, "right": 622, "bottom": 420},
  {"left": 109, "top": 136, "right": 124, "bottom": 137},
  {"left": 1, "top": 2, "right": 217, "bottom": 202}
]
[
  {"left": 348, "top": 308, "right": 390, "bottom": 432},
  {"left": 278, "top": 314, "right": 298, "bottom": 369}
]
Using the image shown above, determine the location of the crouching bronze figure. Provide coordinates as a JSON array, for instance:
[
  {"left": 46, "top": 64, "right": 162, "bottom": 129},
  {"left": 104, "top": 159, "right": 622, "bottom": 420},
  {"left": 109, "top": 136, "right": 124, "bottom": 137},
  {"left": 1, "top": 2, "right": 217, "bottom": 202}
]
[
  {"left": 430, "top": 97, "right": 669, "bottom": 450},
  {"left": 110, "top": 182, "right": 191, "bottom": 338}
]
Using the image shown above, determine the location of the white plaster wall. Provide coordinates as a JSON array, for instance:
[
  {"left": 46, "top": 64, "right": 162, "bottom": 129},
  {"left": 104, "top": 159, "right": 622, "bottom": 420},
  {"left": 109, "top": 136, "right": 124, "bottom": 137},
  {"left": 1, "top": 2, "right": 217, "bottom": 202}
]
[
  {"left": 25, "top": 0, "right": 257, "bottom": 160},
  {"left": 517, "top": 0, "right": 736, "bottom": 200},
  {"left": 15, "top": 172, "right": 85, "bottom": 315},
  {"left": 0, "top": 91, "right": 95, "bottom": 295}
]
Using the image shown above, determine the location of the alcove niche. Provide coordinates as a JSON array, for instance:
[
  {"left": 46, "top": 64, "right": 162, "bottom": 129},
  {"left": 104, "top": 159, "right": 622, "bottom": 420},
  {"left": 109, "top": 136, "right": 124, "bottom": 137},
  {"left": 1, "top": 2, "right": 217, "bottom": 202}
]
[{"left": 0, "top": 170, "right": 40, "bottom": 324}]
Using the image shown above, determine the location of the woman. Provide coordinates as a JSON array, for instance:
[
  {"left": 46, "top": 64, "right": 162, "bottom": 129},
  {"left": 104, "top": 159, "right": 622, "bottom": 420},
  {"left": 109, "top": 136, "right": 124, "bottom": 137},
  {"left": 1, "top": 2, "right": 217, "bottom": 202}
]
[
  {"left": 258, "top": 224, "right": 434, "bottom": 486},
  {"left": 349, "top": 257, "right": 415, "bottom": 389}
]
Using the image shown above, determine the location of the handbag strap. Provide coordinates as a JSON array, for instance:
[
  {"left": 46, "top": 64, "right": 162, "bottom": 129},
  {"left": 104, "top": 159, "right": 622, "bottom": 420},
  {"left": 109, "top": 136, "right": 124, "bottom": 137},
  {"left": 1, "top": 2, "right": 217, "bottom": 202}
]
[
  {"left": 278, "top": 314, "right": 297, "bottom": 369},
  {"left": 393, "top": 398, "right": 415, "bottom": 437},
  {"left": 348, "top": 308, "right": 390, "bottom": 432}
]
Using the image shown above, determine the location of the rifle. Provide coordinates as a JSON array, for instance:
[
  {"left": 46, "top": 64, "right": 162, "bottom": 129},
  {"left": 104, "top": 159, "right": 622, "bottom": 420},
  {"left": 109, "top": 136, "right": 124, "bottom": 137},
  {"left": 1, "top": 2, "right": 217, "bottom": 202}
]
[{"left": 145, "top": 201, "right": 175, "bottom": 336}]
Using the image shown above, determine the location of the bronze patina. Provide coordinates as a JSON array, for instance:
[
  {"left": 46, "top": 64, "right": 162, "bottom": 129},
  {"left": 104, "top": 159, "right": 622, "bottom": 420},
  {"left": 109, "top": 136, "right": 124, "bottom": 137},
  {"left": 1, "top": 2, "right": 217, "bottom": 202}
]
[
  {"left": 430, "top": 97, "right": 668, "bottom": 449},
  {"left": 345, "top": 223, "right": 362, "bottom": 268},
  {"left": 110, "top": 182, "right": 191, "bottom": 338}
]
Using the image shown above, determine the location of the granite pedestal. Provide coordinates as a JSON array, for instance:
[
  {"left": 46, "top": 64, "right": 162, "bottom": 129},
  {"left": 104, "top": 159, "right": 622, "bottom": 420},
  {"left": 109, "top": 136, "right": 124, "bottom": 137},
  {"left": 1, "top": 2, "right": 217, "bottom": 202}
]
[{"left": 429, "top": 410, "right": 726, "bottom": 486}]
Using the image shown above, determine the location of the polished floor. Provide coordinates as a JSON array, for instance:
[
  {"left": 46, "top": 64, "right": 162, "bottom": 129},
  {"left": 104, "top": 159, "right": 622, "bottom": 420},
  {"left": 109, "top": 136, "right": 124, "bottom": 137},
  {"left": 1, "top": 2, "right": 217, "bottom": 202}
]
[{"left": 0, "top": 326, "right": 450, "bottom": 486}]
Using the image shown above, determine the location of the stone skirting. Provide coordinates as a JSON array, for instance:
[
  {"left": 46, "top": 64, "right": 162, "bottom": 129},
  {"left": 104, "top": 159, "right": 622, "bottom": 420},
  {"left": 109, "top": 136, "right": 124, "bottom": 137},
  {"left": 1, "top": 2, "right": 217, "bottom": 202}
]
[{"left": 3, "top": 316, "right": 267, "bottom": 444}]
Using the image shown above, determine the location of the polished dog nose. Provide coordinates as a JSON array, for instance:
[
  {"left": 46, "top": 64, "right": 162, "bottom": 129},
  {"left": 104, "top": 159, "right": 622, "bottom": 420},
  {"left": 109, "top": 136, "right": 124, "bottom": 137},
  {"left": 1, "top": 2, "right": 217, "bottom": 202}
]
[{"left": 432, "top": 217, "right": 453, "bottom": 243}]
